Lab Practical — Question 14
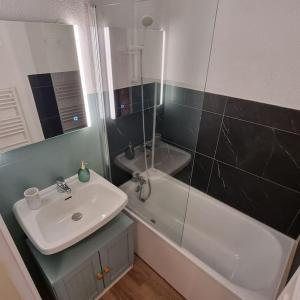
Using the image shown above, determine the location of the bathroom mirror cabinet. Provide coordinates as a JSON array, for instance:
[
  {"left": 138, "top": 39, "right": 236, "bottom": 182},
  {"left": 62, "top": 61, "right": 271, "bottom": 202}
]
[{"left": 0, "top": 20, "right": 88, "bottom": 154}]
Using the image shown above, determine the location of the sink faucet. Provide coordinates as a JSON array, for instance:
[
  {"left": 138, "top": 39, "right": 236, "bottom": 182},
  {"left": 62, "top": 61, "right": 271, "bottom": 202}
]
[{"left": 56, "top": 177, "right": 72, "bottom": 194}]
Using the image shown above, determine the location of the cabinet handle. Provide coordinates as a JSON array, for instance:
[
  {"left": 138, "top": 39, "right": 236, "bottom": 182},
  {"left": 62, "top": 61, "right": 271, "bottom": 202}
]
[
  {"left": 96, "top": 272, "right": 104, "bottom": 280},
  {"left": 103, "top": 266, "right": 110, "bottom": 274}
]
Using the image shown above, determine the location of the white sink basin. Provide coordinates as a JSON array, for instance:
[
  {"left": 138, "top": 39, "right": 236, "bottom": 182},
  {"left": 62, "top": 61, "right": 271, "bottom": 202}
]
[
  {"left": 13, "top": 170, "right": 128, "bottom": 255},
  {"left": 114, "top": 140, "right": 191, "bottom": 176}
]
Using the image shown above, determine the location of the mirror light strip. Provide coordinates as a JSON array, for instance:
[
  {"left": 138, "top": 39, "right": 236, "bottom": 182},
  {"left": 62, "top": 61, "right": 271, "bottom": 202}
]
[
  {"left": 73, "top": 25, "right": 91, "bottom": 127},
  {"left": 104, "top": 27, "right": 116, "bottom": 120},
  {"left": 159, "top": 30, "right": 166, "bottom": 105}
]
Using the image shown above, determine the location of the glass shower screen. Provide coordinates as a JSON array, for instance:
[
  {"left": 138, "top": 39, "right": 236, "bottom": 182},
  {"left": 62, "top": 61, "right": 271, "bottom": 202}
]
[{"left": 92, "top": 0, "right": 219, "bottom": 245}]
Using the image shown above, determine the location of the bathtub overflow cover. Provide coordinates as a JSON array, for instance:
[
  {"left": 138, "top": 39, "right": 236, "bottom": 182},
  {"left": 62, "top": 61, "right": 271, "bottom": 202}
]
[{"left": 72, "top": 212, "right": 83, "bottom": 221}]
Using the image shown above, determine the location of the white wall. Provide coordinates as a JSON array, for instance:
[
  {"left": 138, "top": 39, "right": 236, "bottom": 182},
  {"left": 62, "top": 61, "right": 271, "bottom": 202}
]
[
  {"left": 95, "top": 0, "right": 164, "bottom": 90},
  {"left": 109, "top": 27, "right": 163, "bottom": 89},
  {"left": 0, "top": 216, "right": 40, "bottom": 300},
  {"left": 206, "top": 0, "right": 300, "bottom": 110},
  {"left": 94, "top": 0, "right": 300, "bottom": 110},
  {"left": 0, "top": 22, "right": 43, "bottom": 144},
  {"left": 162, "top": 0, "right": 300, "bottom": 111},
  {"left": 95, "top": 0, "right": 163, "bottom": 30},
  {"left": 24, "top": 23, "right": 79, "bottom": 74},
  {"left": 162, "top": 0, "right": 219, "bottom": 91},
  {"left": 96, "top": 0, "right": 219, "bottom": 91},
  {"left": 97, "top": 0, "right": 219, "bottom": 91},
  {"left": 0, "top": 0, "right": 95, "bottom": 93}
]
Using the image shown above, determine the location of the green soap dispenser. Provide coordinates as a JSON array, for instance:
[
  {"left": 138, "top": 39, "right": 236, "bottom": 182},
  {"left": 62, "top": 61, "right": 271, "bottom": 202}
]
[{"left": 78, "top": 161, "right": 90, "bottom": 182}]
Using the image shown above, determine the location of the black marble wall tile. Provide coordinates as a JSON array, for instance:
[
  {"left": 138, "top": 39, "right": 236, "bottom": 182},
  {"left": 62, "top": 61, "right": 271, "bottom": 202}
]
[
  {"left": 262, "top": 129, "right": 300, "bottom": 192},
  {"left": 143, "top": 109, "right": 156, "bottom": 141},
  {"left": 191, "top": 153, "right": 213, "bottom": 192},
  {"left": 110, "top": 159, "right": 132, "bottom": 186},
  {"left": 164, "top": 84, "right": 185, "bottom": 105},
  {"left": 226, "top": 97, "right": 300, "bottom": 134},
  {"left": 155, "top": 105, "right": 164, "bottom": 135},
  {"left": 207, "top": 161, "right": 300, "bottom": 237},
  {"left": 164, "top": 84, "right": 204, "bottom": 109},
  {"left": 28, "top": 73, "right": 52, "bottom": 88},
  {"left": 143, "top": 83, "right": 159, "bottom": 104},
  {"left": 185, "top": 88, "right": 204, "bottom": 109},
  {"left": 114, "top": 87, "right": 130, "bottom": 118},
  {"left": 216, "top": 117, "right": 300, "bottom": 192},
  {"left": 108, "top": 108, "right": 154, "bottom": 186},
  {"left": 196, "top": 111, "right": 222, "bottom": 157},
  {"left": 288, "top": 211, "right": 300, "bottom": 241},
  {"left": 107, "top": 108, "right": 154, "bottom": 156},
  {"left": 162, "top": 102, "right": 202, "bottom": 150},
  {"left": 216, "top": 117, "right": 275, "bottom": 176},
  {"left": 132, "top": 83, "right": 158, "bottom": 109},
  {"left": 31, "top": 86, "right": 59, "bottom": 120},
  {"left": 106, "top": 85, "right": 300, "bottom": 238},
  {"left": 29, "top": 73, "right": 63, "bottom": 138},
  {"left": 203, "top": 92, "right": 228, "bottom": 114},
  {"left": 40, "top": 116, "right": 63, "bottom": 139},
  {"left": 174, "top": 160, "right": 193, "bottom": 185},
  {"left": 106, "top": 114, "right": 142, "bottom": 156},
  {"left": 114, "top": 83, "right": 158, "bottom": 118}
]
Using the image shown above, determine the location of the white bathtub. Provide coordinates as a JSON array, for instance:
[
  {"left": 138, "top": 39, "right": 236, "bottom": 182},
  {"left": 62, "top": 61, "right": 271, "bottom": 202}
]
[{"left": 121, "top": 168, "right": 295, "bottom": 300}]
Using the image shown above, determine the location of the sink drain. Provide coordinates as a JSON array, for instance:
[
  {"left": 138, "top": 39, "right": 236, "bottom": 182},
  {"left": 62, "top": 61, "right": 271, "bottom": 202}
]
[
  {"left": 150, "top": 219, "right": 156, "bottom": 224},
  {"left": 72, "top": 212, "right": 83, "bottom": 221}
]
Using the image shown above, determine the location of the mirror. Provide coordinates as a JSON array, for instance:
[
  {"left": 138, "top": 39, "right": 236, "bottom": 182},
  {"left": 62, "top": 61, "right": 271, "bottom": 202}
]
[
  {"left": 104, "top": 27, "right": 163, "bottom": 119},
  {"left": 0, "top": 20, "right": 88, "bottom": 154}
]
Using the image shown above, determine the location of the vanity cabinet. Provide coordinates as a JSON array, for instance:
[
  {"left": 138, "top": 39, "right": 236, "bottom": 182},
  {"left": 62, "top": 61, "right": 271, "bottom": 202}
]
[
  {"left": 54, "top": 253, "right": 103, "bottom": 300},
  {"left": 27, "top": 213, "right": 134, "bottom": 300}
]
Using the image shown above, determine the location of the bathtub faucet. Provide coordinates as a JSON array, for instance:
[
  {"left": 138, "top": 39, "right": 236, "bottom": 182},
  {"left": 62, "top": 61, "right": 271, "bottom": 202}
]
[
  {"left": 140, "top": 142, "right": 152, "bottom": 152},
  {"left": 131, "top": 172, "right": 151, "bottom": 202},
  {"left": 131, "top": 172, "right": 146, "bottom": 185}
]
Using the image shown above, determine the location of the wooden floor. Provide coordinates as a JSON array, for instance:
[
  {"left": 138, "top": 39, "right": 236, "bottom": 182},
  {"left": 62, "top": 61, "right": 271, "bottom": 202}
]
[{"left": 101, "top": 256, "right": 185, "bottom": 300}]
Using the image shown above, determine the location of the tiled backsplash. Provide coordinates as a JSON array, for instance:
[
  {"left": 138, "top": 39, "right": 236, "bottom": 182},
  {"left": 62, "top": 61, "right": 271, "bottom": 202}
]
[
  {"left": 107, "top": 108, "right": 155, "bottom": 186},
  {"left": 114, "top": 83, "right": 159, "bottom": 118},
  {"left": 106, "top": 82, "right": 300, "bottom": 238},
  {"left": 106, "top": 83, "right": 159, "bottom": 185},
  {"left": 162, "top": 85, "right": 300, "bottom": 238}
]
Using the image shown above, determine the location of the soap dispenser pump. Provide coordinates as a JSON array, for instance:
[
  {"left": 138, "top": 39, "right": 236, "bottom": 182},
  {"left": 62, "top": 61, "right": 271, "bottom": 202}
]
[{"left": 78, "top": 161, "right": 90, "bottom": 183}]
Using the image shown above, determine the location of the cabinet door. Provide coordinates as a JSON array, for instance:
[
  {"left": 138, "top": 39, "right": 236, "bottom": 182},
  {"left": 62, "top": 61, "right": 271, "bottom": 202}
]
[
  {"left": 99, "top": 229, "right": 134, "bottom": 287},
  {"left": 54, "top": 252, "right": 104, "bottom": 300}
]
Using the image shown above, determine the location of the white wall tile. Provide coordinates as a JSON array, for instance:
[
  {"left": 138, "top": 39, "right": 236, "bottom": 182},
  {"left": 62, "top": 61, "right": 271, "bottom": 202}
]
[
  {"left": 163, "top": 0, "right": 219, "bottom": 91},
  {"left": 207, "top": 0, "right": 300, "bottom": 110}
]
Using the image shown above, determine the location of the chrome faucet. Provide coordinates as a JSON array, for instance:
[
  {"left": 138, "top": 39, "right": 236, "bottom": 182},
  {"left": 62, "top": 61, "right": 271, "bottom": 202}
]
[
  {"left": 56, "top": 177, "right": 72, "bottom": 194},
  {"left": 131, "top": 172, "right": 151, "bottom": 202},
  {"left": 131, "top": 172, "right": 147, "bottom": 186},
  {"left": 139, "top": 140, "right": 152, "bottom": 152}
]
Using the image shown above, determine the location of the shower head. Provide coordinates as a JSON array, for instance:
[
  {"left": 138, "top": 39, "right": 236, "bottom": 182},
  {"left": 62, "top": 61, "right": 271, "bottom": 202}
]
[{"left": 141, "top": 16, "right": 153, "bottom": 27}]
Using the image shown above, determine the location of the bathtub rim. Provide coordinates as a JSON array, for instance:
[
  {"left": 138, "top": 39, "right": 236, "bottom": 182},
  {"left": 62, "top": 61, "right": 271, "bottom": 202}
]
[
  {"left": 124, "top": 203, "right": 296, "bottom": 300},
  {"left": 122, "top": 168, "right": 297, "bottom": 299},
  {"left": 122, "top": 167, "right": 297, "bottom": 245}
]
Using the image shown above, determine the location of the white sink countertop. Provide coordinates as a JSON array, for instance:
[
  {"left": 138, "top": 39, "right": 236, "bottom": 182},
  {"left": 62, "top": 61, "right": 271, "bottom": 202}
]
[{"left": 13, "top": 170, "right": 128, "bottom": 255}]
